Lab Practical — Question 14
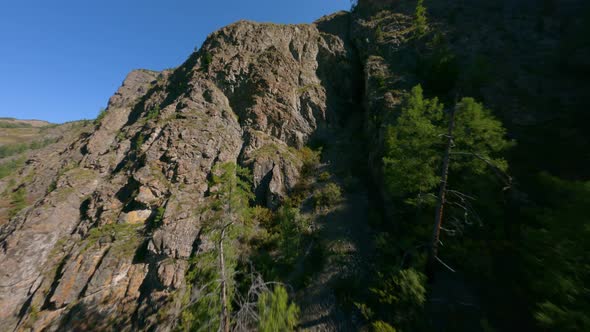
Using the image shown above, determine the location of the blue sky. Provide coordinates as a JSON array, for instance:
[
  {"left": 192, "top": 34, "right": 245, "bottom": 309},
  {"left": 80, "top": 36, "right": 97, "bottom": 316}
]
[{"left": 0, "top": 0, "right": 350, "bottom": 123}]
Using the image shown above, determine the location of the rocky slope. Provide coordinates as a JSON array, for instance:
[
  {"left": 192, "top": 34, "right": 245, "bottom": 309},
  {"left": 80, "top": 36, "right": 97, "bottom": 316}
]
[
  {"left": 1, "top": 0, "right": 588, "bottom": 331},
  {"left": 0, "top": 11, "right": 360, "bottom": 331}
]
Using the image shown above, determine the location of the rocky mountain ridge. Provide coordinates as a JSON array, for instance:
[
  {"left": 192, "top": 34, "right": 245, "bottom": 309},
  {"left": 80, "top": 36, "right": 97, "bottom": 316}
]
[
  {"left": 1, "top": 0, "right": 588, "bottom": 330},
  {"left": 0, "top": 11, "right": 360, "bottom": 331}
]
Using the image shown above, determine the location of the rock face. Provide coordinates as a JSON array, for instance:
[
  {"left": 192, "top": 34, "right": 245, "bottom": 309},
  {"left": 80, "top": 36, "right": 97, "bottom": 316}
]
[
  {"left": 0, "top": 12, "right": 359, "bottom": 331},
  {"left": 2, "top": 0, "right": 588, "bottom": 330}
]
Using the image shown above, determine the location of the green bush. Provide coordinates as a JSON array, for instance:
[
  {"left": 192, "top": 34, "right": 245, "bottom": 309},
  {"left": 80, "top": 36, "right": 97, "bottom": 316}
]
[
  {"left": 0, "top": 158, "right": 24, "bottom": 179},
  {"left": 152, "top": 206, "right": 165, "bottom": 227},
  {"left": 314, "top": 183, "right": 342, "bottom": 209},
  {"left": 373, "top": 321, "right": 397, "bottom": 332},
  {"left": 298, "top": 147, "right": 321, "bottom": 175},
  {"left": 371, "top": 269, "right": 427, "bottom": 328},
  {"left": 257, "top": 285, "right": 300, "bottom": 332},
  {"left": 146, "top": 106, "right": 160, "bottom": 121},
  {"left": 9, "top": 187, "right": 28, "bottom": 219},
  {"left": 202, "top": 52, "right": 213, "bottom": 71},
  {"left": 318, "top": 171, "right": 331, "bottom": 182},
  {"left": 275, "top": 206, "right": 309, "bottom": 265},
  {"left": 94, "top": 107, "right": 107, "bottom": 125},
  {"left": 414, "top": 0, "right": 428, "bottom": 38}
]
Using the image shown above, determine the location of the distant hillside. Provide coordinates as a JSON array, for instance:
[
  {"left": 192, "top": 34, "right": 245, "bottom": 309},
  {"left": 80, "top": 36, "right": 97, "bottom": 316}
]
[{"left": 0, "top": 118, "right": 54, "bottom": 147}]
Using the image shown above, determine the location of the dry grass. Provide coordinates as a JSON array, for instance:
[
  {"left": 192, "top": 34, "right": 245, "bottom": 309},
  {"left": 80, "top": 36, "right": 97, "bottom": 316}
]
[{"left": 0, "top": 128, "right": 45, "bottom": 146}]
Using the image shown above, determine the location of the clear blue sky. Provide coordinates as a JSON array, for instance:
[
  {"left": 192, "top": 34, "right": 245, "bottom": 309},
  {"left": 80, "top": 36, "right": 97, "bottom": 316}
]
[{"left": 0, "top": 0, "right": 350, "bottom": 123}]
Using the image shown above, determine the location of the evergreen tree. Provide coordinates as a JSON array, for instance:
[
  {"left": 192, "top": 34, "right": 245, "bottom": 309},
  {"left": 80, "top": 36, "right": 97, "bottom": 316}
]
[
  {"left": 181, "top": 162, "right": 254, "bottom": 332},
  {"left": 414, "top": 0, "right": 428, "bottom": 37},
  {"left": 210, "top": 162, "right": 254, "bottom": 332},
  {"left": 383, "top": 85, "right": 444, "bottom": 203},
  {"left": 382, "top": 86, "right": 512, "bottom": 274},
  {"left": 257, "top": 285, "right": 300, "bottom": 332}
]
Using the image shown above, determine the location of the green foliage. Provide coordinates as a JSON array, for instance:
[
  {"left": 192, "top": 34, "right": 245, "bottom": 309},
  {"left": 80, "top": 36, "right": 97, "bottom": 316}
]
[
  {"left": 414, "top": 0, "right": 428, "bottom": 38},
  {"left": 181, "top": 251, "right": 222, "bottom": 332},
  {"left": 152, "top": 206, "right": 165, "bottom": 227},
  {"left": 0, "top": 158, "right": 25, "bottom": 179},
  {"left": 257, "top": 285, "right": 300, "bottom": 332},
  {"left": 318, "top": 171, "right": 331, "bottom": 182},
  {"left": 452, "top": 97, "right": 513, "bottom": 174},
  {"left": 250, "top": 205, "right": 273, "bottom": 228},
  {"left": 0, "top": 138, "right": 56, "bottom": 158},
  {"left": 9, "top": 187, "right": 28, "bottom": 219},
  {"left": 383, "top": 86, "right": 511, "bottom": 202},
  {"left": 313, "top": 183, "right": 343, "bottom": 209},
  {"left": 201, "top": 52, "right": 213, "bottom": 71},
  {"left": 298, "top": 146, "right": 321, "bottom": 176},
  {"left": 372, "top": 321, "right": 397, "bottom": 332},
  {"left": 181, "top": 162, "right": 254, "bottom": 331},
  {"left": 47, "top": 179, "right": 57, "bottom": 193},
  {"left": 375, "top": 24, "right": 384, "bottom": 42},
  {"left": 94, "top": 107, "right": 107, "bottom": 125},
  {"left": 371, "top": 269, "right": 427, "bottom": 328},
  {"left": 210, "top": 162, "right": 254, "bottom": 217},
  {"left": 83, "top": 223, "right": 143, "bottom": 256},
  {"left": 134, "top": 133, "right": 145, "bottom": 153},
  {"left": 383, "top": 85, "right": 444, "bottom": 200},
  {"left": 521, "top": 174, "right": 590, "bottom": 331},
  {"left": 373, "top": 73, "right": 387, "bottom": 91},
  {"left": 146, "top": 106, "right": 160, "bottom": 121},
  {"left": 275, "top": 206, "right": 309, "bottom": 265}
]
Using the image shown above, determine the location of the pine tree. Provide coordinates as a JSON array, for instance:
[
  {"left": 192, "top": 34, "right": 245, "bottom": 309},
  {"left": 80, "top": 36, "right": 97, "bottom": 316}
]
[
  {"left": 414, "top": 0, "right": 428, "bottom": 37},
  {"left": 181, "top": 162, "right": 254, "bottom": 332},
  {"left": 382, "top": 86, "right": 513, "bottom": 276},
  {"left": 257, "top": 285, "right": 300, "bottom": 332},
  {"left": 209, "top": 162, "right": 254, "bottom": 332}
]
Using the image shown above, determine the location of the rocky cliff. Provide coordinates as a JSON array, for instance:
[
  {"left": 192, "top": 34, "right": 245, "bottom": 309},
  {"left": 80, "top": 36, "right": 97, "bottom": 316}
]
[
  {"left": 0, "top": 11, "right": 360, "bottom": 331},
  {"left": 1, "top": 0, "right": 589, "bottom": 331}
]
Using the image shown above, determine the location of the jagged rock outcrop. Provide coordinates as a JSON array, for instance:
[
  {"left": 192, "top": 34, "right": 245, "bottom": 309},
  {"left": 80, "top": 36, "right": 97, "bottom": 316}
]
[
  {"left": 2, "top": 0, "right": 587, "bottom": 330},
  {"left": 0, "top": 11, "right": 359, "bottom": 331}
]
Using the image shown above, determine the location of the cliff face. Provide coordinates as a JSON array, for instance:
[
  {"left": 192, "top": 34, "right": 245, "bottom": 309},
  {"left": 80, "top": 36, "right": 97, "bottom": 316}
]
[
  {"left": 0, "top": 12, "right": 359, "bottom": 331},
  {"left": 1, "top": 0, "right": 589, "bottom": 330}
]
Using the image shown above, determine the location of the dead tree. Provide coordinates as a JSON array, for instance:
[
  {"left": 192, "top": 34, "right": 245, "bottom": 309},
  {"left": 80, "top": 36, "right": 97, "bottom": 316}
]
[{"left": 427, "top": 105, "right": 455, "bottom": 279}]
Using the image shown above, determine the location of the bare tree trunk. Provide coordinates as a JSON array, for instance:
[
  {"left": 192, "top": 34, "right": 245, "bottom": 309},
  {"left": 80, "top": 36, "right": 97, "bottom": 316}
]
[
  {"left": 427, "top": 106, "right": 456, "bottom": 280},
  {"left": 219, "top": 226, "right": 230, "bottom": 332}
]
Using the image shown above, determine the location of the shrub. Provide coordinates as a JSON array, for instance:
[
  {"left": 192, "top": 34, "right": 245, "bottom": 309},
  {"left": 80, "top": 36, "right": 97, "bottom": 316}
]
[
  {"left": 375, "top": 24, "right": 384, "bottom": 42},
  {"left": 9, "top": 187, "right": 28, "bottom": 219},
  {"left": 275, "top": 206, "right": 309, "bottom": 265},
  {"left": 298, "top": 147, "right": 321, "bottom": 175},
  {"left": 373, "top": 74, "right": 387, "bottom": 91},
  {"left": 134, "top": 133, "right": 145, "bottom": 153},
  {"left": 146, "top": 106, "right": 160, "bottom": 121},
  {"left": 250, "top": 205, "right": 273, "bottom": 226},
  {"left": 0, "top": 158, "right": 24, "bottom": 179},
  {"left": 314, "top": 183, "right": 343, "bottom": 209},
  {"left": 152, "top": 206, "right": 165, "bottom": 227},
  {"left": 414, "top": 0, "right": 428, "bottom": 38},
  {"left": 257, "top": 285, "right": 300, "bottom": 332},
  {"left": 94, "top": 107, "right": 107, "bottom": 125},
  {"left": 373, "top": 321, "right": 397, "bottom": 332},
  {"left": 47, "top": 179, "right": 57, "bottom": 194},
  {"left": 202, "top": 52, "right": 213, "bottom": 71},
  {"left": 318, "top": 171, "right": 331, "bottom": 182},
  {"left": 371, "top": 268, "right": 427, "bottom": 327}
]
